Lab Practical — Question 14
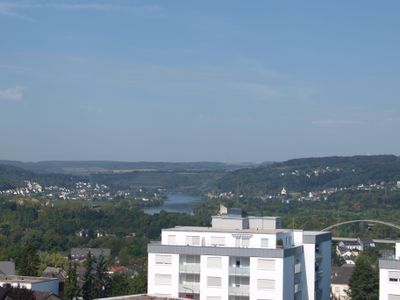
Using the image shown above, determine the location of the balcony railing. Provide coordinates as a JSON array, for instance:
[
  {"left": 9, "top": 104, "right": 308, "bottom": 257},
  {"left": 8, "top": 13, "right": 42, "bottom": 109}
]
[
  {"left": 229, "top": 266, "right": 250, "bottom": 276},
  {"left": 229, "top": 285, "right": 250, "bottom": 295},
  {"left": 179, "top": 263, "right": 200, "bottom": 273},
  {"left": 179, "top": 283, "right": 200, "bottom": 294}
]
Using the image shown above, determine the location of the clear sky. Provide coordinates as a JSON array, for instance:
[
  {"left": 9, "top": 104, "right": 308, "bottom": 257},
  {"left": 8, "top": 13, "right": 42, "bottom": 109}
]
[{"left": 1, "top": 1, "right": 399, "bottom": 162}]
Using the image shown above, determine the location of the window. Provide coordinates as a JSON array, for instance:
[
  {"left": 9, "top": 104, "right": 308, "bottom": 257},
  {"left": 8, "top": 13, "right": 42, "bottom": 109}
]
[
  {"left": 257, "top": 259, "right": 275, "bottom": 271},
  {"left": 207, "top": 276, "right": 222, "bottom": 287},
  {"left": 242, "top": 238, "right": 249, "bottom": 248},
  {"left": 257, "top": 279, "right": 275, "bottom": 290},
  {"left": 389, "top": 271, "right": 400, "bottom": 282},
  {"left": 155, "top": 274, "right": 171, "bottom": 285},
  {"left": 186, "top": 236, "right": 200, "bottom": 246},
  {"left": 210, "top": 236, "right": 225, "bottom": 246},
  {"left": 207, "top": 257, "right": 222, "bottom": 269},
  {"left": 295, "top": 262, "right": 301, "bottom": 273},
  {"left": 207, "top": 297, "right": 221, "bottom": 300},
  {"left": 261, "top": 238, "right": 269, "bottom": 248},
  {"left": 155, "top": 254, "right": 172, "bottom": 265},
  {"left": 167, "top": 235, "right": 176, "bottom": 245}
]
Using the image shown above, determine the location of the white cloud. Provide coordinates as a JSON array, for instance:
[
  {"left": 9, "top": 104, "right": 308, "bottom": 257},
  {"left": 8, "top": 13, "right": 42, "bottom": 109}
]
[{"left": 0, "top": 86, "right": 25, "bottom": 102}]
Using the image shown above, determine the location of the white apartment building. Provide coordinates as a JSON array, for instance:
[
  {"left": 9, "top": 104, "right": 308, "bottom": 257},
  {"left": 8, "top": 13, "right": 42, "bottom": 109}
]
[
  {"left": 147, "top": 209, "right": 331, "bottom": 300},
  {"left": 379, "top": 241, "right": 400, "bottom": 300}
]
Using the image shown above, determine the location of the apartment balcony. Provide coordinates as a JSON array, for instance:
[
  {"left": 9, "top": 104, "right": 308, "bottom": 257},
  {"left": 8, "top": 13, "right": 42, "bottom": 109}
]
[
  {"left": 228, "top": 285, "right": 250, "bottom": 296},
  {"left": 179, "top": 282, "right": 200, "bottom": 294},
  {"left": 179, "top": 263, "right": 200, "bottom": 274},
  {"left": 229, "top": 266, "right": 250, "bottom": 276}
]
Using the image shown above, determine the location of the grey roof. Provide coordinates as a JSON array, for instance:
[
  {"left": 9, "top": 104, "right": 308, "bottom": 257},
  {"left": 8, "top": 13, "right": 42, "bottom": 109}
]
[
  {"left": 42, "top": 267, "right": 66, "bottom": 282},
  {"left": 358, "top": 237, "right": 374, "bottom": 245},
  {"left": 331, "top": 265, "right": 354, "bottom": 285},
  {"left": 70, "top": 248, "right": 111, "bottom": 258}
]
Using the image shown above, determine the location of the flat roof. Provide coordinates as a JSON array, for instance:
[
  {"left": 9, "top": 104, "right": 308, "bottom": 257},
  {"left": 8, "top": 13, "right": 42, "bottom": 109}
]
[
  {"left": 0, "top": 275, "right": 58, "bottom": 284},
  {"left": 162, "top": 226, "right": 291, "bottom": 234}
]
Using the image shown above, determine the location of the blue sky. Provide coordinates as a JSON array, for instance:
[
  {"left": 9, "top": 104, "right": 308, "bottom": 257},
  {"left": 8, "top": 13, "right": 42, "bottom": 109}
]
[{"left": 1, "top": 1, "right": 399, "bottom": 162}]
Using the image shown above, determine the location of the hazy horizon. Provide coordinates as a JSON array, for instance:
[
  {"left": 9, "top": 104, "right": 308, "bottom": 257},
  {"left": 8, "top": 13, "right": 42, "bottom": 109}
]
[{"left": 1, "top": 1, "right": 400, "bottom": 162}]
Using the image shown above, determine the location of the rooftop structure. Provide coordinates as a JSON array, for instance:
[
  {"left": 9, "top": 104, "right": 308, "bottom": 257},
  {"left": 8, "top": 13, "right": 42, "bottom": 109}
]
[
  {"left": 0, "top": 275, "right": 59, "bottom": 295},
  {"left": 148, "top": 210, "right": 331, "bottom": 300}
]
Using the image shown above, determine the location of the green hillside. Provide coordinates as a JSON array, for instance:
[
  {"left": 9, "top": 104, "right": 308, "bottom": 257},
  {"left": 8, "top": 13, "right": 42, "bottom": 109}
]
[{"left": 214, "top": 155, "right": 400, "bottom": 195}]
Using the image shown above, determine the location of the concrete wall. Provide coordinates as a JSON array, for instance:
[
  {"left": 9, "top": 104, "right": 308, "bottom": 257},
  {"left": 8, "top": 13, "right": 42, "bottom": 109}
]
[
  {"left": 147, "top": 253, "right": 179, "bottom": 297},
  {"left": 380, "top": 268, "right": 400, "bottom": 300},
  {"left": 200, "top": 255, "right": 229, "bottom": 300},
  {"left": 320, "top": 240, "right": 332, "bottom": 300}
]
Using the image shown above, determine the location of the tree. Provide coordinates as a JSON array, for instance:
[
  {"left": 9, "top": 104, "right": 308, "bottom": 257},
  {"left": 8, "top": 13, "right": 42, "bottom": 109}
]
[
  {"left": 93, "top": 255, "right": 111, "bottom": 298},
  {"left": 130, "top": 263, "right": 147, "bottom": 294},
  {"left": 82, "top": 252, "right": 95, "bottom": 300},
  {"left": 110, "top": 272, "right": 133, "bottom": 296},
  {"left": 347, "top": 253, "right": 379, "bottom": 300},
  {"left": 64, "top": 261, "right": 81, "bottom": 300},
  {"left": 17, "top": 242, "right": 39, "bottom": 276}
]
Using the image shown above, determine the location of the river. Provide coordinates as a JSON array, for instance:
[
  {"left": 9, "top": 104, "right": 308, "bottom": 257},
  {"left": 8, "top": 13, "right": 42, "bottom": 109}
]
[{"left": 143, "top": 194, "right": 200, "bottom": 215}]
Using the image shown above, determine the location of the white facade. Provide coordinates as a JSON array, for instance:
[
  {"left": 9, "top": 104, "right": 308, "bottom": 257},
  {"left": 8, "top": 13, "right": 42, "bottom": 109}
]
[
  {"left": 379, "top": 241, "right": 400, "bottom": 300},
  {"left": 148, "top": 213, "right": 331, "bottom": 300}
]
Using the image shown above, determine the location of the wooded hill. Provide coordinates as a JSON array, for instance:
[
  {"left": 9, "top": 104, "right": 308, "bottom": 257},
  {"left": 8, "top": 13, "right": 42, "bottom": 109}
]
[{"left": 214, "top": 155, "right": 400, "bottom": 196}]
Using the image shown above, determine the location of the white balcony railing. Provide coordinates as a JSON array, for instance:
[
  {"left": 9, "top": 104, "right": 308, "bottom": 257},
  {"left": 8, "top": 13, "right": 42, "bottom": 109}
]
[
  {"left": 229, "top": 285, "right": 250, "bottom": 295},
  {"left": 179, "top": 263, "right": 200, "bottom": 273},
  {"left": 229, "top": 266, "right": 250, "bottom": 276},
  {"left": 179, "top": 283, "right": 200, "bottom": 294}
]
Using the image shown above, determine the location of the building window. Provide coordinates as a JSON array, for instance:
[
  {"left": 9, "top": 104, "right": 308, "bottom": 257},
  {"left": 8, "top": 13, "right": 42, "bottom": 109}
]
[
  {"left": 257, "top": 279, "right": 275, "bottom": 290},
  {"left": 155, "top": 254, "right": 172, "bottom": 265},
  {"left": 257, "top": 259, "right": 275, "bottom": 271},
  {"left": 155, "top": 274, "right": 172, "bottom": 285},
  {"left": 294, "top": 261, "right": 301, "bottom": 273},
  {"left": 186, "top": 236, "right": 200, "bottom": 246},
  {"left": 207, "top": 257, "right": 222, "bottom": 269},
  {"left": 210, "top": 236, "right": 225, "bottom": 246},
  {"left": 389, "top": 271, "right": 400, "bottom": 283},
  {"left": 261, "top": 238, "right": 269, "bottom": 248},
  {"left": 207, "top": 276, "right": 222, "bottom": 287}
]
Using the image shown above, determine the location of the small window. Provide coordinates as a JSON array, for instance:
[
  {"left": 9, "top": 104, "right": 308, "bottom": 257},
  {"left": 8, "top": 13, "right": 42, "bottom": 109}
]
[
  {"left": 155, "top": 274, "right": 171, "bottom": 285},
  {"left": 210, "top": 236, "right": 225, "bottom": 246},
  {"left": 207, "top": 257, "right": 222, "bottom": 269},
  {"left": 389, "top": 271, "right": 400, "bottom": 283},
  {"left": 258, "top": 259, "right": 275, "bottom": 271},
  {"left": 186, "top": 236, "right": 200, "bottom": 246},
  {"left": 207, "top": 297, "right": 221, "bottom": 300},
  {"left": 257, "top": 279, "right": 275, "bottom": 290},
  {"left": 207, "top": 276, "right": 222, "bottom": 287},
  {"left": 155, "top": 254, "right": 172, "bottom": 265}
]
